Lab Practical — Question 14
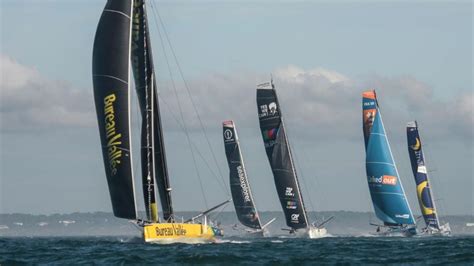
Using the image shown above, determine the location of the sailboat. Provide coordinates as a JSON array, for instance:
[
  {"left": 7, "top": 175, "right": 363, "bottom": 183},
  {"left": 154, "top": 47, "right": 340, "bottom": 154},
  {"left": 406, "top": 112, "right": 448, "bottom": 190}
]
[
  {"left": 92, "top": 0, "right": 228, "bottom": 243},
  {"left": 222, "top": 120, "right": 276, "bottom": 237},
  {"left": 362, "top": 90, "right": 417, "bottom": 236},
  {"left": 256, "top": 80, "right": 331, "bottom": 238},
  {"left": 406, "top": 121, "right": 451, "bottom": 235}
]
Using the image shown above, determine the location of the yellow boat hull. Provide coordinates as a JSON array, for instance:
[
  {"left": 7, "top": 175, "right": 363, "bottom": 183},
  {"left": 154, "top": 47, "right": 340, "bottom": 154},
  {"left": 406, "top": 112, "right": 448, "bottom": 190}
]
[{"left": 143, "top": 223, "right": 217, "bottom": 243}]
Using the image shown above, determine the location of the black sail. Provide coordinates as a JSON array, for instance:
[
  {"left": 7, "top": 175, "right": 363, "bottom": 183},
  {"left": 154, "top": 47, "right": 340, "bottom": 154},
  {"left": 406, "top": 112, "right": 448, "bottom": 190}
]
[
  {"left": 223, "top": 120, "right": 262, "bottom": 230},
  {"left": 256, "top": 82, "right": 308, "bottom": 229},
  {"left": 92, "top": 0, "right": 136, "bottom": 219},
  {"left": 131, "top": 0, "right": 173, "bottom": 222}
]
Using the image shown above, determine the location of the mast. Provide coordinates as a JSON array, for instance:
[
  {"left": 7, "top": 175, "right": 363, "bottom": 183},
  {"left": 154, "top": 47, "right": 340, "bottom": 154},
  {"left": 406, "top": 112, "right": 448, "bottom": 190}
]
[
  {"left": 407, "top": 121, "right": 440, "bottom": 229},
  {"left": 92, "top": 0, "right": 137, "bottom": 219},
  {"left": 223, "top": 120, "right": 262, "bottom": 230},
  {"left": 131, "top": 0, "right": 173, "bottom": 222},
  {"left": 362, "top": 90, "right": 415, "bottom": 226},
  {"left": 256, "top": 81, "right": 309, "bottom": 230}
]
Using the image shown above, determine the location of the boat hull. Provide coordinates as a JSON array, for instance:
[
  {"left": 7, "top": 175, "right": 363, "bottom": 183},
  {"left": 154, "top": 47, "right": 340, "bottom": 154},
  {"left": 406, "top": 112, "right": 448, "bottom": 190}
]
[
  {"left": 371, "top": 226, "right": 417, "bottom": 237},
  {"left": 420, "top": 223, "right": 451, "bottom": 236},
  {"left": 293, "top": 226, "right": 329, "bottom": 239},
  {"left": 143, "top": 223, "right": 219, "bottom": 243}
]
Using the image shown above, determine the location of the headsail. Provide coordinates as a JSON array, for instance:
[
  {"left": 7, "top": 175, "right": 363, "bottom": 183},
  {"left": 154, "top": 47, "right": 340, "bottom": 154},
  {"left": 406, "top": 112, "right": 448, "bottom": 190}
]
[
  {"left": 131, "top": 0, "right": 173, "bottom": 222},
  {"left": 223, "top": 120, "right": 262, "bottom": 230},
  {"left": 362, "top": 90, "right": 415, "bottom": 225},
  {"left": 256, "top": 82, "right": 308, "bottom": 229},
  {"left": 407, "top": 121, "right": 440, "bottom": 229},
  {"left": 92, "top": 0, "right": 136, "bottom": 219}
]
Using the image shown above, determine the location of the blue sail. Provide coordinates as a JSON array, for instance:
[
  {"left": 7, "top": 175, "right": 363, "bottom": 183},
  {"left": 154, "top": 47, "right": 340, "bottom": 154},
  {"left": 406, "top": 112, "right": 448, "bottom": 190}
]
[
  {"left": 363, "top": 91, "right": 415, "bottom": 225},
  {"left": 407, "top": 121, "right": 440, "bottom": 229}
]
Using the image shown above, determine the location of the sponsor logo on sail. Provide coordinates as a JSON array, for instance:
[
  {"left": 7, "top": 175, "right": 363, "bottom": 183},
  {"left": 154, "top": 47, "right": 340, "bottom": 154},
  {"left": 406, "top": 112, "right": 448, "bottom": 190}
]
[
  {"left": 224, "top": 129, "right": 233, "bottom": 141},
  {"left": 103, "top": 94, "right": 122, "bottom": 176},
  {"left": 237, "top": 166, "right": 251, "bottom": 202},
  {"left": 285, "top": 187, "right": 295, "bottom": 197},
  {"left": 368, "top": 175, "right": 397, "bottom": 186},
  {"left": 259, "top": 102, "right": 278, "bottom": 118},
  {"left": 286, "top": 201, "right": 297, "bottom": 209},
  {"left": 291, "top": 214, "right": 300, "bottom": 223},
  {"left": 395, "top": 214, "right": 410, "bottom": 219}
]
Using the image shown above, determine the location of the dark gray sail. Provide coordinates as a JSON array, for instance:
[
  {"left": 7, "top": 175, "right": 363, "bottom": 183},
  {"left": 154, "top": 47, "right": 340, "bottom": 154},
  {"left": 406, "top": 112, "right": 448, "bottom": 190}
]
[
  {"left": 223, "top": 120, "right": 262, "bottom": 230},
  {"left": 131, "top": 0, "right": 173, "bottom": 222},
  {"left": 92, "top": 0, "right": 136, "bottom": 219},
  {"left": 256, "top": 82, "right": 308, "bottom": 229}
]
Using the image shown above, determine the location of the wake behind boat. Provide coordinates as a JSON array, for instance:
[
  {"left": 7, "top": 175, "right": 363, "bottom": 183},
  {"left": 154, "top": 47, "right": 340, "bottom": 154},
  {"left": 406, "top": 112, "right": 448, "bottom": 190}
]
[
  {"left": 407, "top": 121, "right": 451, "bottom": 236},
  {"left": 362, "top": 90, "right": 417, "bottom": 237},
  {"left": 92, "top": 0, "right": 228, "bottom": 243},
  {"left": 223, "top": 120, "right": 275, "bottom": 237},
  {"left": 256, "top": 80, "right": 331, "bottom": 238}
]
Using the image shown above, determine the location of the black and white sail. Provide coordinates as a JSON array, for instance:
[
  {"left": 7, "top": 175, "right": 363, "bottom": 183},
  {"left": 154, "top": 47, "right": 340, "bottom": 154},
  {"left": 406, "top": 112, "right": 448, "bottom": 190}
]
[
  {"left": 92, "top": 0, "right": 136, "bottom": 219},
  {"left": 131, "top": 0, "right": 173, "bottom": 222},
  {"left": 223, "top": 120, "right": 262, "bottom": 230},
  {"left": 256, "top": 82, "right": 308, "bottom": 230}
]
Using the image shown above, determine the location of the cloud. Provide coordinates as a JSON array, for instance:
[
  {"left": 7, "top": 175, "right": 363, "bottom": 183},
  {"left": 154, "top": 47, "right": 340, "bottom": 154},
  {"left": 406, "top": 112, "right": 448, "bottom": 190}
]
[
  {"left": 0, "top": 55, "right": 94, "bottom": 131},
  {"left": 1, "top": 55, "right": 471, "bottom": 141},
  {"left": 157, "top": 65, "right": 473, "bottom": 141}
]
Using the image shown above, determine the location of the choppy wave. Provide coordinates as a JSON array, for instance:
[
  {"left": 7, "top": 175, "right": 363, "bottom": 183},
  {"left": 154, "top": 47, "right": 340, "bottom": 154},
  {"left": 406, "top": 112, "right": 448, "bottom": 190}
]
[{"left": 1, "top": 236, "right": 473, "bottom": 264}]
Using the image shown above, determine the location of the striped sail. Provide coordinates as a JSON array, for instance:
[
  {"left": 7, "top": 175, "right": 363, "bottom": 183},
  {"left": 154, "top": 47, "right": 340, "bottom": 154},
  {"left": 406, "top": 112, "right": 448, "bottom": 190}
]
[{"left": 362, "top": 90, "right": 415, "bottom": 225}]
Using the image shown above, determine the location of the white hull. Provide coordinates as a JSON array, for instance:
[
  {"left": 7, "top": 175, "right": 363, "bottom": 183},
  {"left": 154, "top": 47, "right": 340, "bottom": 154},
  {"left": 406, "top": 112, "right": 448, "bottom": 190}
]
[
  {"left": 420, "top": 223, "right": 451, "bottom": 236},
  {"left": 294, "top": 226, "right": 330, "bottom": 239}
]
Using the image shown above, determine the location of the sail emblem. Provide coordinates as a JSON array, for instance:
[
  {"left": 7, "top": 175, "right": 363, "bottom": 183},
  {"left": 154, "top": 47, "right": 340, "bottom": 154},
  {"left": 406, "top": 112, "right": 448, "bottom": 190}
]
[
  {"left": 411, "top": 138, "right": 421, "bottom": 151},
  {"left": 223, "top": 129, "right": 233, "bottom": 141},
  {"left": 291, "top": 214, "right": 300, "bottom": 222}
]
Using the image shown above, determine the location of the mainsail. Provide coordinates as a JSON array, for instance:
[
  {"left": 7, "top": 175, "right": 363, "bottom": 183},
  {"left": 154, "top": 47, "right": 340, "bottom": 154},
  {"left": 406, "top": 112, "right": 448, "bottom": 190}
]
[
  {"left": 223, "top": 120, "right": 262, "bottom": 230},
  {"left": 362, "top": 90, "right": 415, "bottom": 226},
  {"left": 131, "top": 0, "right": 173, "bottom": 222},
  {"left": 406, "top": 121, "right": 440, "bottom": 229},
  {"left": 256, "top": 82, "right": 308, "bottom": 229},
  {"left": 92, "top": 0, "right": 136, "bottom": 219}
]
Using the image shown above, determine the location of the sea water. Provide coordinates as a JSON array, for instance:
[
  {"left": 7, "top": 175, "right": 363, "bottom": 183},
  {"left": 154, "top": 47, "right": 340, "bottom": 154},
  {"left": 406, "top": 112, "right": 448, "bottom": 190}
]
[{"left": 1, "top": 236, "right": 473, "bottom": 264}]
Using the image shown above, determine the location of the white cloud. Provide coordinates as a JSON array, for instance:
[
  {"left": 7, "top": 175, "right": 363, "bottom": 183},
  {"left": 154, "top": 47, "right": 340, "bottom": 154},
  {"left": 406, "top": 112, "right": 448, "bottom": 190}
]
[
  {"left": 157, "top": 65, "right": 473, "bottom": 141},
  {"left": 0, "top": 55, "right": 94, "bottom": 131},
  {"left": 1, "top": 54, "right": 471, "bottom": 141}
]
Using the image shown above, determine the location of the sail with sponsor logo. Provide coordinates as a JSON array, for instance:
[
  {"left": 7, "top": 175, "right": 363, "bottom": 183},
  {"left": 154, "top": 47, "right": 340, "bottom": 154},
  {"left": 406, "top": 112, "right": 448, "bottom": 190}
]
[
  {"left": 92, "top": 0, "right": 228, "bottom": 243},
  {"left": 362, "top": 90, "right": 416, "bottom": 235},
  {"left": 223, "top": 120, "right": 276, "bottom": 235},
  {"left": 407, "top": 121, "right": 450, "bottom": 235},
  {"left": 256, "top": 80, "right": 328, "bottom": 238}
]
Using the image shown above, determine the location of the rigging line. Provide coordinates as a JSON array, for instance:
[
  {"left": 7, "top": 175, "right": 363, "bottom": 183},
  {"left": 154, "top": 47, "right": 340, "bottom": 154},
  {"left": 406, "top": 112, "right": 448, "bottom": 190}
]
[
  {"left": 150, "top": 2, "right": 208, "bottom": 208},
  {"left": 150, "top": 0, "right": 229, "bottom": 196},
  {"left": 157, "top": 93, "right": 228, "bottom": 192},
  {"left": 291, "top": 141, "right": 317, "bottom": 216}
]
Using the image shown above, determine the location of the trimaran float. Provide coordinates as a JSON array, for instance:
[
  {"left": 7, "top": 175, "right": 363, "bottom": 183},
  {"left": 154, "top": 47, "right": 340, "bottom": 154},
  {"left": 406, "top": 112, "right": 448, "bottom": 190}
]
[
  {"left": 92, "top": 0, "right": 229, "bottom": 243},
  {"left": 362, "top": 90, "right": 417, "bottom": 236},
  {"left": 256, "top": 80, "right": 332, "bottom": 238},
  {"left": 407, "top": 121, "right": 451, "bottom": 235},
  {"left": 222, "top": 120, "right": 276, "bottom": 237}
]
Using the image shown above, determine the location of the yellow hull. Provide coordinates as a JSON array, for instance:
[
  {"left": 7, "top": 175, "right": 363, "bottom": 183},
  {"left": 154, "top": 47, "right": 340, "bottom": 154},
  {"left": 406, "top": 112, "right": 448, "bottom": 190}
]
[{"left": 143, "top": 223, "right": 216, "bottom": 243}]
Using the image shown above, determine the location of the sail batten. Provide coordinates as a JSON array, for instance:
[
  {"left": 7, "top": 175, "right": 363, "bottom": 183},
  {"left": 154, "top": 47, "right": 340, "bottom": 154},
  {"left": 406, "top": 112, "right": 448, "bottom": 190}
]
[
  {"left": 223, "top": 121, "right": 262, "bottom": 229},
  {"left": 257, "top": 83, "right": 308, "bottom": 230},
  {"left": 362, "top": 90, "right": 415, "bottom": 226}
]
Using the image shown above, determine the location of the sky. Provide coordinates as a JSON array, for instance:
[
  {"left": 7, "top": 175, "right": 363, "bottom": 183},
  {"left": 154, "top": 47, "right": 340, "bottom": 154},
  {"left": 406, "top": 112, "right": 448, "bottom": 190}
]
[{"left": 0, "top": 0, "right": 472, "bottom": 217}]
